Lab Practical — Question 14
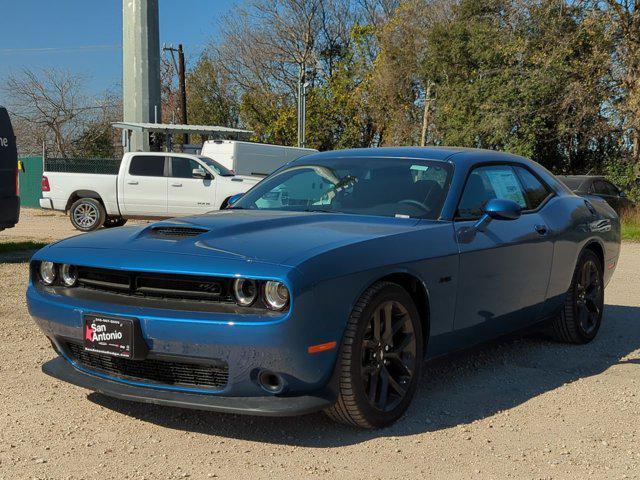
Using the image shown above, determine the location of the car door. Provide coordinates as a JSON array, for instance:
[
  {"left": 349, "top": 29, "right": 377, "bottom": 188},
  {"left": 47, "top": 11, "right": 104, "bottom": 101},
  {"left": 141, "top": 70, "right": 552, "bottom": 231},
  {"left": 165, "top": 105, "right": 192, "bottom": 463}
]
[
  {"left": 167, "top": 156, "right": 216, "bottom": 216},
  {"left": 453, "top": 164, "right": 554, "bottom": 337},
  {"left": 121, "top": 155, "right": 168, "bottom": 217}
]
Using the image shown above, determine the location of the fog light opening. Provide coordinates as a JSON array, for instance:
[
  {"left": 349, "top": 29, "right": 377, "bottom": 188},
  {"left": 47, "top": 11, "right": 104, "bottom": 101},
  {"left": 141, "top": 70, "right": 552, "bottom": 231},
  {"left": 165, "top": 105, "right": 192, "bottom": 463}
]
[{"left": 258, "top": 371, "right": 284, "bottom": 394}]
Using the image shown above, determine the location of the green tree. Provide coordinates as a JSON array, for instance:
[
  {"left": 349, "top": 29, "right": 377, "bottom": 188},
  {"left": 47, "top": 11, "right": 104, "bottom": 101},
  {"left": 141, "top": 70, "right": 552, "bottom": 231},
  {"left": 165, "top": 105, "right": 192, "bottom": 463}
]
[
  {"left": 72, "top": 121, "right": 116, "bottom": 158},
  {"left": 186, "top": 54, "right": 239, "bottom": 130},
  {"left": 419, "top": 0, "right": 616, "bottom": 172}
]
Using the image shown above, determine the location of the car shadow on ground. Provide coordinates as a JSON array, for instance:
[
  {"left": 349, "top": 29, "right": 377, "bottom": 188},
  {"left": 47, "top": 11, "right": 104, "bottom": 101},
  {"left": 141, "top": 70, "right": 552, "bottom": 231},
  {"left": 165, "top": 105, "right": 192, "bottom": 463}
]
[{"left": 89, "top": 304, "right": 640, "bottom": 447}]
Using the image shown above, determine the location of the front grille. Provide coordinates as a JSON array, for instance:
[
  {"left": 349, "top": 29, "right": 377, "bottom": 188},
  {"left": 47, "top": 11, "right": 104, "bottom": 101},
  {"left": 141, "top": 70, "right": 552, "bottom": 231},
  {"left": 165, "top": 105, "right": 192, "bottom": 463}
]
[
  {"left": 65, "top": 342, "right": 229, "bottom": 389},
  {"left": 75, "top": 267, "right": 235, "bottom": 303},
  {"left": 150, "top": 226, "right": 209, "bottom": 238}
]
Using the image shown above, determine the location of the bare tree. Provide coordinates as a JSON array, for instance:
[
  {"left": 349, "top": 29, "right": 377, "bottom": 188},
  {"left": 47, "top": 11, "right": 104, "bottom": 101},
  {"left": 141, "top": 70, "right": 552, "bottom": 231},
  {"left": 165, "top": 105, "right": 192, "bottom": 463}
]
[
  {"left": 3, "top": 68, "right": 94, "bottom": 157},
  {"left": 214, "top": 0, "right": 358, "bottom": 98}
]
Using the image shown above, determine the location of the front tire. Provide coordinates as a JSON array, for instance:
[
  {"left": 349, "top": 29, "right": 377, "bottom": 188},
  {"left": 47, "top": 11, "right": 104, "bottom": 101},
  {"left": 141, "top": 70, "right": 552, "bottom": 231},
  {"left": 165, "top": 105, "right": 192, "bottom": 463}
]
[
  {"left": 552, "top": 249, "right": 604, "bottom": 344},
  {"left": 325, "top": 281, "right": 423, "bottom": 428},
  {"left": 69, "top": 198, "right": 106, "bottom": 232}
]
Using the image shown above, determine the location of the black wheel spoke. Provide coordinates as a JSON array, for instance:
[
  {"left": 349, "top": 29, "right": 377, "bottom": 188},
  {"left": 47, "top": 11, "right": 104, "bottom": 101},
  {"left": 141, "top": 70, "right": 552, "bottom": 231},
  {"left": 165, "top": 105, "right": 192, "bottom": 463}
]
[
  {"left": 391, "top": 333, "right": 414, "bottom": 354},
  {"left": 387, "top": 353, "right": 413, "bottom": 376},
  {"left": 372, "top": 310, "right": 382, "bottom": 342},
  {"left": 362, "top": 365, "right": 375, "bottom": 375},
  {"left": 361, "top": 299, "right": 417, "bottom": 413},
  {"left": 383, "top": 367, "right": 407, "bottom": 396},
  {"left": 377, "top": 369, "right": 390, "bottom": 409},
  {"left": 586, "top": 297, "right": 600, "bottom": 315},
  {"left": 383, "top": 302, "right": 394, "bottom": 343},
  {"left": 368, "top": 370, "right": 380, "bottom": 403}
]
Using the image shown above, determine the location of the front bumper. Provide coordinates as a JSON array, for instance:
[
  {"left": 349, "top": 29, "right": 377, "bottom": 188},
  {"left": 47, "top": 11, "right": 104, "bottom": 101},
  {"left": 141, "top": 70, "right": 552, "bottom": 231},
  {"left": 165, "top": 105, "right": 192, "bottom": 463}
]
[{"left": 42, "top": 356, "right": 333, "bottom": 416}]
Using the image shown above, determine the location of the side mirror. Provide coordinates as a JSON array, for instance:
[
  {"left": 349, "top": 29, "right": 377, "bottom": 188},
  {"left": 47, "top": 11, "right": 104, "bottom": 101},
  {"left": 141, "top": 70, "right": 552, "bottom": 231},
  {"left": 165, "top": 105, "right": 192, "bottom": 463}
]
[
  {"left": 192, "top": 168, "right": 208, "bottom": 179},
  {"left": 474, "top": 198, "right": 522, "bottom": 231},
  {"left": 225, "top": 193, "right": 243, "bottom": 209},
  {"left": 17, "top": 160, "right": 25, "bottom": 173}
]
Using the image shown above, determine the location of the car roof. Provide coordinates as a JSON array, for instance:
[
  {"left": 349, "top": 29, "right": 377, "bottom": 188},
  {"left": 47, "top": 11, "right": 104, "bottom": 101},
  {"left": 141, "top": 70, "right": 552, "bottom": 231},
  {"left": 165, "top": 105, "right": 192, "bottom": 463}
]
[
  {"left": 296, "top": 146, "right": 529, "bottom": 166},
  {"left": 556, "top": 175, "right": 604, "bottom": 180}
]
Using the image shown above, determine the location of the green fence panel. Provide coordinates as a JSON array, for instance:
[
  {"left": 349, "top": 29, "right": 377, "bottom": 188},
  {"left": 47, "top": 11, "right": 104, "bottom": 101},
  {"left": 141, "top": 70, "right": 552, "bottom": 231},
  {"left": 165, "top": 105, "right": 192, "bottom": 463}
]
[
  {"left": 44, "top": 157, "right": 121, "bottom": 174},
  {"left": 18, "top": 156, "right": 43, "bottom": 208}
]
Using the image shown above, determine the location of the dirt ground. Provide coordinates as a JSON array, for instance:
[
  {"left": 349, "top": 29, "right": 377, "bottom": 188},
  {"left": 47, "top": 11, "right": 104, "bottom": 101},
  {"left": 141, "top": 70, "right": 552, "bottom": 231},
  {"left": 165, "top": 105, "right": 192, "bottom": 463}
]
[
  {"left": 0, "top": 210, "right": 639, "bottom": 479},
  {"left": 0, "top": 208, "right": 148, "bottom": 244}
]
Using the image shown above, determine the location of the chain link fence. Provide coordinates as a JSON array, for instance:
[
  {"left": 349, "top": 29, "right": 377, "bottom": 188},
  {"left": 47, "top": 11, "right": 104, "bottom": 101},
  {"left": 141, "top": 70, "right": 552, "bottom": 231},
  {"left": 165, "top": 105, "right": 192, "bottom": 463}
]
[{"left": 44, "top": 157, "right": 122, "bottom": 175}]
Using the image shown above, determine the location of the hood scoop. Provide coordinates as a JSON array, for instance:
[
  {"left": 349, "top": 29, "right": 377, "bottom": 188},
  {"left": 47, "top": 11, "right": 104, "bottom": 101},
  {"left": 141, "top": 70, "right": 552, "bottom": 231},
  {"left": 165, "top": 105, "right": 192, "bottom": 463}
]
[{"left": 148, "top": 225, "right": 210, "bottom": 239}]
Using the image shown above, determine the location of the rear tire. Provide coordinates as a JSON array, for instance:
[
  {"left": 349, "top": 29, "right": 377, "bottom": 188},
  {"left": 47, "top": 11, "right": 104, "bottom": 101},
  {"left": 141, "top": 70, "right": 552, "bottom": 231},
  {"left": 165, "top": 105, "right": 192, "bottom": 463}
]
[
  {"left": 325, "top": 281, "right": 423, "bottom": 428},
  {"left": 69, "top": 198, "right": 105, "bottom": 232},
  {"left": 551, "top": 249, "right": 604, "bottom": 344},
  {"left": 103, "top": 217, "right": 127, "bottom": 228}
]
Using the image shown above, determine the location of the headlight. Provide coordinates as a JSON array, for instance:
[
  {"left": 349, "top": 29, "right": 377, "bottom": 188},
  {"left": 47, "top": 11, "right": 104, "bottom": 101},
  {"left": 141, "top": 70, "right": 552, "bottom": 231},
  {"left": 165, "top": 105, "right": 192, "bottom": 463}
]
[
  {"left": 264, "top": 281, "right": 290, "bottom": 310},
  {"left": 60, "top": 264, "right": 78, "bottom": 287},
  {"left": 39, "top": 261, "right": 56, "bottom": 285},
  {"left": 233, "top": 278, "right": 258, "bottom": 306}
]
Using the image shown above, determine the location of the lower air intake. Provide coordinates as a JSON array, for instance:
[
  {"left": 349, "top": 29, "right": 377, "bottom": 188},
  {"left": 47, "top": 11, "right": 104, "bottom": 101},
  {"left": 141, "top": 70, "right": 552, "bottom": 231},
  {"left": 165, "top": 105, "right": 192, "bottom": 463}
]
[{"left": 65, "top": 342, "right": 229, "bottom": 389}]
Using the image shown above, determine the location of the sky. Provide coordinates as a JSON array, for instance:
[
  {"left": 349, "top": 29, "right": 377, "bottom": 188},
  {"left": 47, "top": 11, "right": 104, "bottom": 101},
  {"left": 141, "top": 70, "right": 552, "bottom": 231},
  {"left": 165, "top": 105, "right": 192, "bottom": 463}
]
[{"left": 0, "top": 0, "right": 238, "bottom": 103}]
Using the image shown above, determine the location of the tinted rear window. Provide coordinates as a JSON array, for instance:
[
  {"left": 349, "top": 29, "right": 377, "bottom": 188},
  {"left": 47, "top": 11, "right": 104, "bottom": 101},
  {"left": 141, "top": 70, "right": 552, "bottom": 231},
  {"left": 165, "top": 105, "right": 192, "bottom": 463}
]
[
  {"left": 129, "top": 156, "right": 165, "bottom": 177},
  {"left": 558, "top": 177, "right": 583, "bottom": 190}
]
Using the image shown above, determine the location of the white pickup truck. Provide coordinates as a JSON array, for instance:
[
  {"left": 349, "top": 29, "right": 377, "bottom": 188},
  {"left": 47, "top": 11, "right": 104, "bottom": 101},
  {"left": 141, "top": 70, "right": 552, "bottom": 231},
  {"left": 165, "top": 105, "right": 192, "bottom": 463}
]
[{"left": 39, "top": 152, "right": 261, "bottom": 231}]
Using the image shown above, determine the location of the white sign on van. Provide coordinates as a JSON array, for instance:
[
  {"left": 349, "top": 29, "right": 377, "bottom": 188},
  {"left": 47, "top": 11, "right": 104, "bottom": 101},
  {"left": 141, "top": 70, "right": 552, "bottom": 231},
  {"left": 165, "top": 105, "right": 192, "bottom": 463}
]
[{"left": 0, "top": 137, "right": 8, "bottom": 147}]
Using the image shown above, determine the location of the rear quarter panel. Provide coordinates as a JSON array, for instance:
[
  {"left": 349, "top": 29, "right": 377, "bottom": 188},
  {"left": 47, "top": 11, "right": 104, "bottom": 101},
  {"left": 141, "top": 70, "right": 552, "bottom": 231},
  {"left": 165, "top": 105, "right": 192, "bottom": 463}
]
[{"left": 539, "top": 194, "right": 620, "bottom": 318}]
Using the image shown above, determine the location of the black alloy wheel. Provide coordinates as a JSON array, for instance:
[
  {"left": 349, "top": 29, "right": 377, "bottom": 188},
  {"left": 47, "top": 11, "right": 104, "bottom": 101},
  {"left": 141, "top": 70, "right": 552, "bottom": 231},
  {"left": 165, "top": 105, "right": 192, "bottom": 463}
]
[
  {"left": 552, "top": 249, "right": 604, "bottom": 344},
  {"left": 575, "top": 258, "right": 603, "bottom": 336},
  {"left": 326, "top": 281, "right": 423, "bottom": 428},
  {"left": 361, "top": 300, "right": 417, "bottom": 412}
]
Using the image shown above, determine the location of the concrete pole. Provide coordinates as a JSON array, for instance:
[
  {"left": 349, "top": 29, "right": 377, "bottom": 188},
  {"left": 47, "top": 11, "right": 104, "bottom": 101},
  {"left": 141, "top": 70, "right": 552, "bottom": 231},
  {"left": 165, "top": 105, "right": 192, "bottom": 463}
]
[{"left": 123, "top": 0, "right": 161, "bottom": 152}]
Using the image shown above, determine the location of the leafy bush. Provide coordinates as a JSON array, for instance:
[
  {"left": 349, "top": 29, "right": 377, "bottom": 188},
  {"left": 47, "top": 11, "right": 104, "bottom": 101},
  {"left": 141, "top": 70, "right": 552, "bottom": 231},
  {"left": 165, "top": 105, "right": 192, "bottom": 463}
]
[{"left": 604, "top": 160, "right": 640, "bottom": 202}]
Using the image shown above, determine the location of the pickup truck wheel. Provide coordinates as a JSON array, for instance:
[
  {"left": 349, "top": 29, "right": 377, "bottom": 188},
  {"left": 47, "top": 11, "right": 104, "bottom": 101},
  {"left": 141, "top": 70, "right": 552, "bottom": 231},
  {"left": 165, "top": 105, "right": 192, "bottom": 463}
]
[
  {"left": 69, "top": 198, "right": 105, "bottom": 232},
  {"left": 103, "top": 217, "right": 127, "bottom": 228}
]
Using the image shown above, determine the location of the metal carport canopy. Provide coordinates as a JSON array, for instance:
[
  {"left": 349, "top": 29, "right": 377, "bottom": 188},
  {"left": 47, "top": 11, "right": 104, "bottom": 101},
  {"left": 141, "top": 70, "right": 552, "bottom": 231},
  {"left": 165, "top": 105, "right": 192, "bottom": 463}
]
[{"left": 112, "top": 122, "right": 253, "bottom": 136}]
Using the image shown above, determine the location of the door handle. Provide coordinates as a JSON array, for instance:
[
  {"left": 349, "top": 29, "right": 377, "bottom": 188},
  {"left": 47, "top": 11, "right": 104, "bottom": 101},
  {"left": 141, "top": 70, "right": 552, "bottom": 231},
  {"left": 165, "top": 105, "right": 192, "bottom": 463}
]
[
  {"left": 171, "top": 183, "right": 183, "bottom": 187},
  {"left": 534, "top": 224, "right": 548, "bottom": 236},
  {"left": 127, "top": 181, "right": 138, "bottom": 185}
]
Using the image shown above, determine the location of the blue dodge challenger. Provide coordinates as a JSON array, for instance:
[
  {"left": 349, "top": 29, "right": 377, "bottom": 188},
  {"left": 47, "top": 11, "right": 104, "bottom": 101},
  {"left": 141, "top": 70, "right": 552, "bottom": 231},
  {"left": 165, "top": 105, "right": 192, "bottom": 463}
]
[{"left": 28, "top": 147, "right": 620, "bottom": 428}]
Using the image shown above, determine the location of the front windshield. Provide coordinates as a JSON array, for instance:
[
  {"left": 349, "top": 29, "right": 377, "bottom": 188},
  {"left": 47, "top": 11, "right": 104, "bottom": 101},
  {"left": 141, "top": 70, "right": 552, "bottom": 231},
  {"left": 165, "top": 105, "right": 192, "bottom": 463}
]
[
  {"left": 232, "top": 157, "right": 453, "bottom": 219},
  {"left": 198, "top": 156, "right": 235, "bottom": 176}
]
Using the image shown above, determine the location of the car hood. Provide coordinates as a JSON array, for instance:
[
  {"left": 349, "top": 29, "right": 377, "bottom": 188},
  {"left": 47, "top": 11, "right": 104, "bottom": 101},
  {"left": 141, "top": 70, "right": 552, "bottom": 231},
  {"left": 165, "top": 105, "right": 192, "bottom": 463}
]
[{"left": 49, "top": 210, "right": 425, "bottom": 267}]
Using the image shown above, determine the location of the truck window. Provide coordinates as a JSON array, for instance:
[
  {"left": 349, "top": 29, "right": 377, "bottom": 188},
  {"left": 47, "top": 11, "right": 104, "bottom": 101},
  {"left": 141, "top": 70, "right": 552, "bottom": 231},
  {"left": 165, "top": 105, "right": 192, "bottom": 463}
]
[
  {"left": 129, "top": 156, "right": 165, "bottom": 177},
  {"left": 170, "top": 157, "right": 206, "bottom": 178}
]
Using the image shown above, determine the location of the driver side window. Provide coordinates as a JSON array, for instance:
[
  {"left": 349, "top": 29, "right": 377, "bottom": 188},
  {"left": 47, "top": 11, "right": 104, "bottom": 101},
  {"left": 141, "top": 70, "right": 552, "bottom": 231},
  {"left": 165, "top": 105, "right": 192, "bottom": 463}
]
[
  {"left": 457, "top": 165, "right": 527, "bottom": 220},
  {"left": 170, "top": 157, "right": 208, "bottom": 179}
]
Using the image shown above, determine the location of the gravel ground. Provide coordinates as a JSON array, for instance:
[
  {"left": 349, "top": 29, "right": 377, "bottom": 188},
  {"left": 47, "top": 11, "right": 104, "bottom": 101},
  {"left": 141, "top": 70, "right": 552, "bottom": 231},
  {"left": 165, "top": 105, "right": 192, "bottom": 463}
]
[
  {"left": 0, "top": 208, "right": 149, "bottom": 245},
  {"left": 0, "top": 211, "right": 639, "bottom": 479}
]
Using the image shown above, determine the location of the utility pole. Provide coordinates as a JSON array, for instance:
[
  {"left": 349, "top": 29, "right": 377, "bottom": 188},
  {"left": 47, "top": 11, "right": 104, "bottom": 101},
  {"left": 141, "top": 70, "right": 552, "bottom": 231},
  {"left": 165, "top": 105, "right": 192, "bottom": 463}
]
[
  {"left": 420, "top": 82, "right": 433, "bottom": 147},
  {"left": 123, "top": 0, "right": 161, "bottom": 152},
  {"left": 297, "top": 64, "right": 309, "bottom": 148},
  {"left": 163, "top": 43, "right": 189, "bottom": 144}
]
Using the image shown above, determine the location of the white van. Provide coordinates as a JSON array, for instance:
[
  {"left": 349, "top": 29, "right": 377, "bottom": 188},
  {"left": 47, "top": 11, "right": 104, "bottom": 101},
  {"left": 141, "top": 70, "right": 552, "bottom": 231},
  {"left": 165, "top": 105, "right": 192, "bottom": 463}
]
[{"left": 201, "top": 140, "right": 317, "bottom": 176}]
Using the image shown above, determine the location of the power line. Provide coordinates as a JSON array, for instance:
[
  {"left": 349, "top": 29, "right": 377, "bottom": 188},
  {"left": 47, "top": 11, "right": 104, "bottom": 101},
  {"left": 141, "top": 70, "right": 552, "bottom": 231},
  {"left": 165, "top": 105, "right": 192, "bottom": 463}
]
[{"left": 0, "top": 45, "right": 122, "bottom": 55}]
